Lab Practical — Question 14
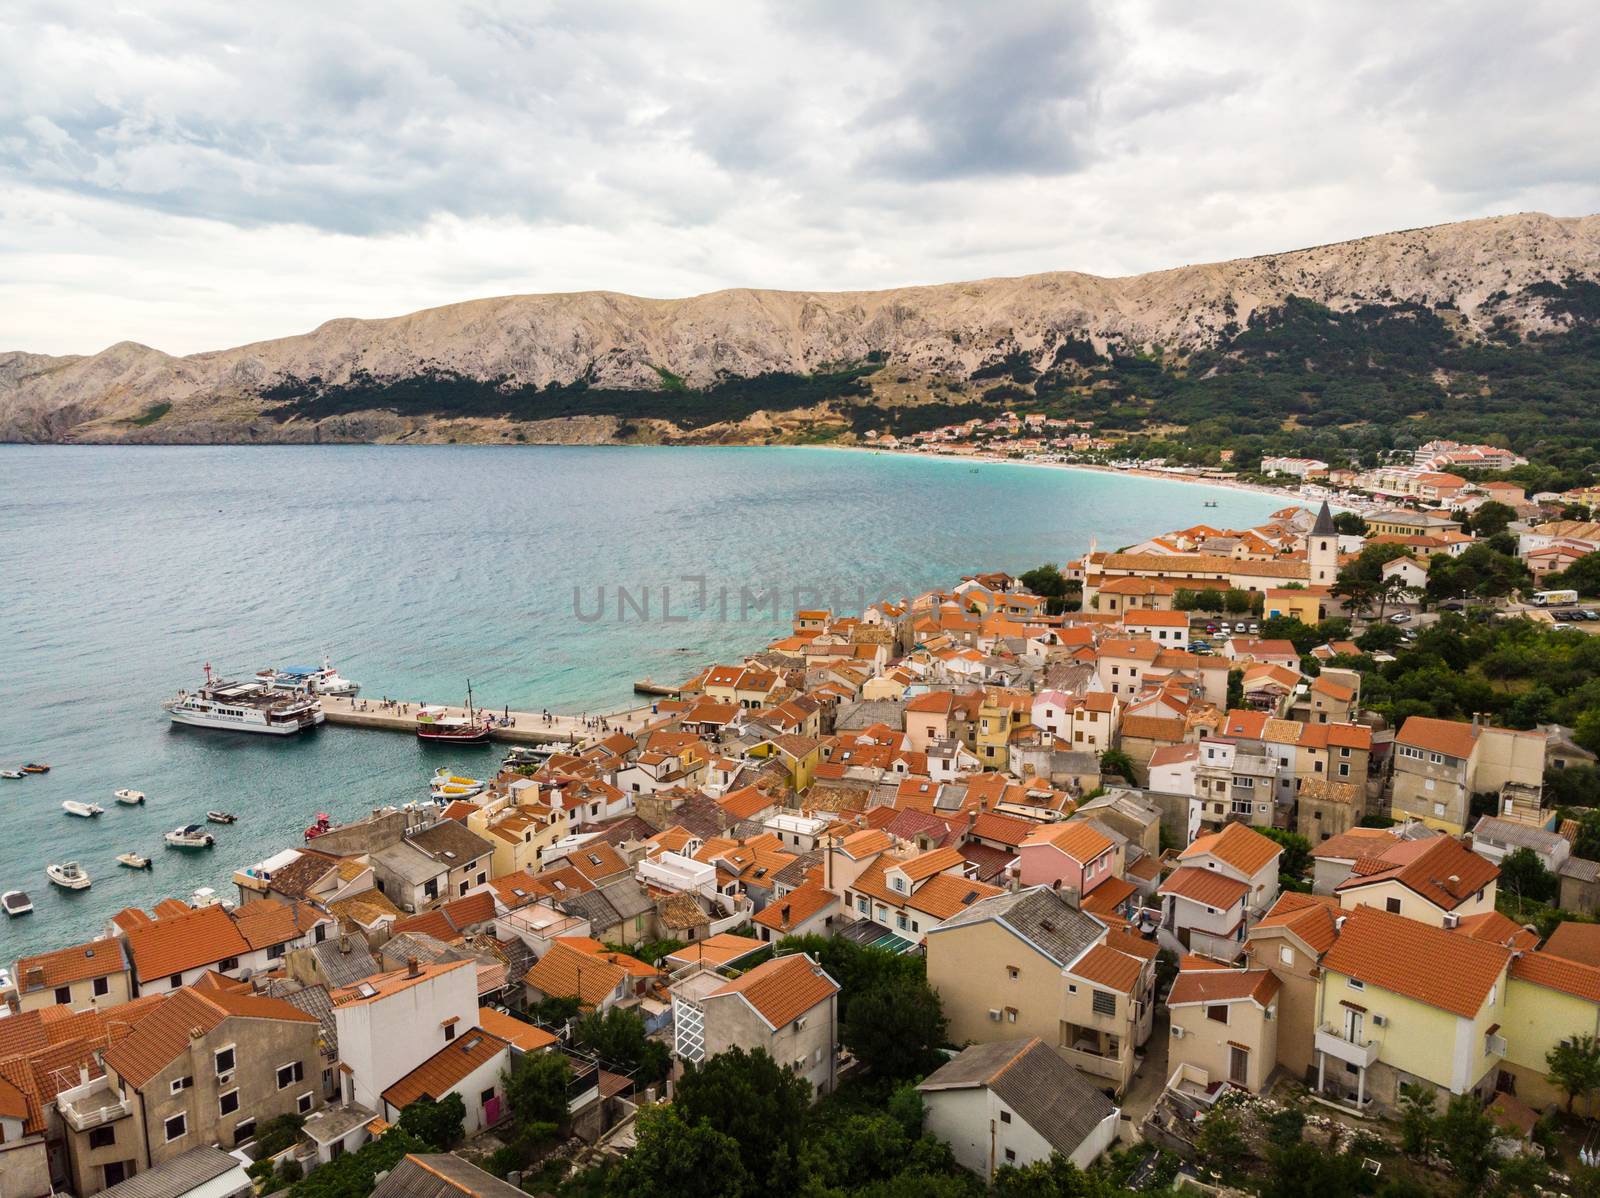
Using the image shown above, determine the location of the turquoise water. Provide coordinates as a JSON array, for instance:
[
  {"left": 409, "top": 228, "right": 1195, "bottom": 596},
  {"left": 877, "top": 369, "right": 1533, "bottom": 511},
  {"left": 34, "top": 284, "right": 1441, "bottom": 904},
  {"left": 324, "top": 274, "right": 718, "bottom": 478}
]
[{"left": 0, "top": 444, "right": 1282, "bottom": 956}]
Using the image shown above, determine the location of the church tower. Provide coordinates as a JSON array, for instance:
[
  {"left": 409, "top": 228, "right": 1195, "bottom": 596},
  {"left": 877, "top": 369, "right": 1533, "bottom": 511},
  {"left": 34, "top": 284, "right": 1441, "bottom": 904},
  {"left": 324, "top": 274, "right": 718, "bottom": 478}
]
[{"left": 1307, "top": 501, "right": 1339, "bottom": 586}]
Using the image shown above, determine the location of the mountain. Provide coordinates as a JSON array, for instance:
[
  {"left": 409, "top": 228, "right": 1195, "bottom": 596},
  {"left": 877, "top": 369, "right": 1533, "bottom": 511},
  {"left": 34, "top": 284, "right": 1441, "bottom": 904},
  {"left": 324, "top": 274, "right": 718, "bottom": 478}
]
[{"left": 4, "top": 211, "right": 1599, "bottom": 449}]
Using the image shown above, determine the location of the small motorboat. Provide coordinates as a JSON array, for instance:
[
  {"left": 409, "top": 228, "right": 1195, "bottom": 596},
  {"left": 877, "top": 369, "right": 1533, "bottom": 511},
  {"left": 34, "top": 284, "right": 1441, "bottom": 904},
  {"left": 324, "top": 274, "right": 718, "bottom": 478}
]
[
  {"left": 164, "top": 825, "right": 215, "bottom": 850},
  {"left": 206, "top": 811, "right": 238, "bottom": 825},
  {"left": 22, "top": 764, "right": 50, "bottom": 774},
  {"left": 114, "top": 789, "right": 147, "bottom": 806},
  {"left": 0, "top": 770, "right": 23, "bottom": 780},
  {"left": 1, "top": 891, "right": 33, "bottom": 917},
  {"left": 116, "top": 852, "right": 153, "bottom": 871},
  {"left": 429, "top": 768, "right": 485, "bottom": 801},
  {"left": 304, "top": 813, "right": 334, "bottom": 841},
  {"left": 46, "top": 862, "right": 91, "bottom": 891},
  {"left": 62, "top": 801, "right": 104, "bottom": 818}
]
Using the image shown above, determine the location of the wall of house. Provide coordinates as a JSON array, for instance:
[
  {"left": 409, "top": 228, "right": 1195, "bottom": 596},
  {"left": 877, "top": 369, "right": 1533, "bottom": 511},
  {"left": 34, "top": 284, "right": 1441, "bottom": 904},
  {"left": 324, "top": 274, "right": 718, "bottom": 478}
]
[
  {"left": 1334, "top": 880, "right": 1494, "bottom": 927},
  {"left": 140, "top": 1017, "right": 321, "bottom": 1170},
  {"left": 1391, "top": 759, "right": 1470, "bottom": 832},
  {"left": 1058, "top": 973, "right": 1139, "bottom": 1093},
  {"left": 1243, "top": 933, "right": 1321, "bottom": 1080},
  {"left": 64, "top": 1101, "right": 145, "bottom": 1198},
  {"left": 18, "top": 970, "right": 133, "bottom": 1014},
  {"left": 1501, "top": 978, "right": 1600, "bottom": 1114},
  {"left": 0, "top": 1128, "right": 51, "bottom": 1198},
  {"left": 1169, "top": 998, "right": 1277, "bottom": 1093},
  {"left": 384, "top": 1050, "right": 508, "bottom": 1135},
  {"left": 701, "top": 995, "right": 837, "bottom": 1097},
  {"left": 334, "top": 966, "right": 478, "bottom": 1111},
  {"left": 926, "top": 923, "right": 1065, "bottom": 1060}
]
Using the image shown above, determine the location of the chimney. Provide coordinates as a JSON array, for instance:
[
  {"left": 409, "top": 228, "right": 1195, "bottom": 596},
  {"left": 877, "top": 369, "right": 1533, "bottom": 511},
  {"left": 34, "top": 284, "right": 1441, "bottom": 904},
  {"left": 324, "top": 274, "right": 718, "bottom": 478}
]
[
  {"left": 1472, "top": 712, "right": 1481, "bottom": 731},
  {"left": 781, "top": 904, "right": 791, "bottom": 924},
  {"left": 407, "top": 956, "right": 420, "bottom": 978},
  {"left": 189, "top": 1026, "right": 205, "bottom": 1041},
  {"left": 339, "top": 934, "right": 351, "bottom": 955}
]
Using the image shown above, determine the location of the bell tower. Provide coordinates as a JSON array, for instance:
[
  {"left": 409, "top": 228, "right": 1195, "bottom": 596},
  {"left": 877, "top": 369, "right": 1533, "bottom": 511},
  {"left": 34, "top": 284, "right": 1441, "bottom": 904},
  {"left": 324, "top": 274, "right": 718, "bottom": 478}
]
[{"left": 1307, "top": 501, "right": 1339, "bottom": 586}]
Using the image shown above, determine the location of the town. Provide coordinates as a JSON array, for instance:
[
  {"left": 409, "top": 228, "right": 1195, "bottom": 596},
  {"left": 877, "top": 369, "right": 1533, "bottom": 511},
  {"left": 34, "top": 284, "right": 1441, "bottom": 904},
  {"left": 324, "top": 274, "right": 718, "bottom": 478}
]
[{"left": 4, "top": 492, "right": 1600, "bottom": 1198}]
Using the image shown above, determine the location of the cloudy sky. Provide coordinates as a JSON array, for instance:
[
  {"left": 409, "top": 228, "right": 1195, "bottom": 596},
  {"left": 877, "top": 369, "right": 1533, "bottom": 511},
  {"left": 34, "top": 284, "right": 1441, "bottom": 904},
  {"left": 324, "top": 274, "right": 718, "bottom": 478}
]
[{"left": 3, "top": 1, "right": 1598, "bottom": 356}]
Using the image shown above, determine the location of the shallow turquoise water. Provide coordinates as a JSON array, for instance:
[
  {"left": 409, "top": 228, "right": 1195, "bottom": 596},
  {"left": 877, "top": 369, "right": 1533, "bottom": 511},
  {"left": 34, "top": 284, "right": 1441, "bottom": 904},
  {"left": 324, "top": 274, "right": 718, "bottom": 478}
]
[{"left": 0, "top": 444, "right": 1281, "bottom": 956}]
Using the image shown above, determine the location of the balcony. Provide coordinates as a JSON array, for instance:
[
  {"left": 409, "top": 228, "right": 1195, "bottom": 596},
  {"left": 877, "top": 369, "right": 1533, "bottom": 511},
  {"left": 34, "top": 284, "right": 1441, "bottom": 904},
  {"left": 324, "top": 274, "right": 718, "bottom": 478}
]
[
  {"left": 57, "top": 1076, "right": 134, "bottom": 1132},
  {"left": 1315, "top": 1023, "right": 1379, "bottom": 1069}
]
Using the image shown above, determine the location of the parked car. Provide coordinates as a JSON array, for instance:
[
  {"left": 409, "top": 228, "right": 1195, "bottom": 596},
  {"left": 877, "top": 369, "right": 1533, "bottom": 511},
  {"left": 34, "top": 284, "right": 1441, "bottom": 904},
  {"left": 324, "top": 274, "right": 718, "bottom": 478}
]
[
  {"left": 1389, "top": 612, "right": 1412, "bottom": 624},
  {"left": 1582, "top": 609, "right": 1600, "bottom": 621},
  {"left": 1247, "top": 622, "right": 1261, "bottom": 635}
]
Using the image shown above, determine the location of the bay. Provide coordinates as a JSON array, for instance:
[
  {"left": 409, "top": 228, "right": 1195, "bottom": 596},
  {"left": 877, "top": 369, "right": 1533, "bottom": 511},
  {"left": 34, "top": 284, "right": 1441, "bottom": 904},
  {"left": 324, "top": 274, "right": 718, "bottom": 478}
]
[{"left": 0, "top": 444, "right": 1283, "bottom": 956}]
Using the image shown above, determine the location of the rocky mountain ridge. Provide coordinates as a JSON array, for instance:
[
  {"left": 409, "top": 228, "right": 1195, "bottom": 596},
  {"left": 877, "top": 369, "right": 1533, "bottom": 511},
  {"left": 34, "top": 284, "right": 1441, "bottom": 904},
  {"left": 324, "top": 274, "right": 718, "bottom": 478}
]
[{"left": 3, "top": 211, "right": 1598, "bottom": 444}]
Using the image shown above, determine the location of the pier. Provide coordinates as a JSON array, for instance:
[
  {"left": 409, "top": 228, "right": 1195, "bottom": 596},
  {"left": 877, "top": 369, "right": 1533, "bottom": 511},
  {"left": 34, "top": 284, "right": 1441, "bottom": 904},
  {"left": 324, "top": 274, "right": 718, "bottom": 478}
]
[{"left": 318, "top": 695, "right": 658, "bottom": 744}]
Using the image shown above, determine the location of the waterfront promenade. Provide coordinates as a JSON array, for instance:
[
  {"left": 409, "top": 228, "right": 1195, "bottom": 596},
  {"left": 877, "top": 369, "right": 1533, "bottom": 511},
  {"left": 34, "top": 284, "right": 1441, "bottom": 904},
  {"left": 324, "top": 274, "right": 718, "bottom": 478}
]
[{"left": 319, "top": 694, "right": 657, "bottom": 744}]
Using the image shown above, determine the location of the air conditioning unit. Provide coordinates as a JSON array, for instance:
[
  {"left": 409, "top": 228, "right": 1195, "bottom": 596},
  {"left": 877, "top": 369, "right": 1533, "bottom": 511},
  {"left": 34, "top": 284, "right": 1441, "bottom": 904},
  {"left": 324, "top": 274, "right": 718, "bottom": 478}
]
[
  {"left": 217, "top": 1070, "right": 235, "bottom": 1085},
  {"left": 1442, "top": 913, "right": 1460, "bottom": 929},
  {"left": 988, "top": 1008, "right": 1003, "bottom": 1022},
  {"left": 1371, "top": 1014, "right": 1388, "bottom": 1028},
  {"left": 1170, "top": 1025, "right": 1186, "bottom": 1039}
]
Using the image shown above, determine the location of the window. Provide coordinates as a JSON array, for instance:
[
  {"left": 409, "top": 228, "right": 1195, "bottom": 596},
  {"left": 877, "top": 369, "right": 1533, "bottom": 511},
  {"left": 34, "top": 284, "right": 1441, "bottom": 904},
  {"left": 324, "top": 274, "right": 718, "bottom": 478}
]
[
  {"left": 219, "top": 1090, "right": 239, "bottom": 1117},
  {"left": 234, "top": 1118, "right": 256, "bottom": 1144},
  {"left": 1005, "top": 1007, "right": 1018, "bottom": 1023},
  {"left": 267, "top": 943, "right": 286, "bottom": 961},
  {"left": 480, "top": 1088, "right": 496, "bottom": 1107},
  {"left": 54, "top": 986, "right": 71, "bottom": 1005},
  {"left": 1347, "top": 978, "right": 1365, "bottom": 991},
  {"left": 93, "top": 976, "right": 110, "bottom": 997},
  {"left": 215, "top": 1047, "right": 236, "bottom": 1075},
  {"left": 1004, "top": 1149, "right": 1016, "bottom": 1163},
  {"left": 1092, "top": 989, "right": 1116, "bottom": 1017},
  {"left": 218, "top": 957, "right": 239, "bottom": 971},
  {"left": 89, "top": 1127, "right": 116, "bottom": 1149},
  {"left": 164, "top": 1114, "right": 186, "bottom": 1143},
  {"left": 1000, "top": 1110, "right": 1012, "bottom": 1124},
  {"left": 1279, "top": 945, "right": 1294, "bottom": 967},
  {"left": 277, "top": 1061, "right": 304, "bottom": 1090},
  {"left": 1207, "top": 1005, "right": 1229, "bottom": 1024},
  {"left": 170, "top": 1076, "right": 193, "bottom": 1095},
  {"left": 169, "top": 973, "right": 183, "bottom": 989},
  {"left": 297, "top": 1092, "right": 314, "bottom": 1114},
  {"left": 1385, "top": 897, "right": 1402, "bottom": 914},
  {"left": 1007, "top": 966, "right": 1020, "bottom": 981},
  {"left": 444, "top": 1023, "right": 457, "bottom": 1042}
]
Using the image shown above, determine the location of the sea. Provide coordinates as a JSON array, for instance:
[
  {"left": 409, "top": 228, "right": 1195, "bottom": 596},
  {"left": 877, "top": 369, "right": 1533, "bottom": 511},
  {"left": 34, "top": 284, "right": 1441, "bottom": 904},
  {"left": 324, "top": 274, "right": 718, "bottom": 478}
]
[{"left": 0, "top": 444, "right": 1284, "bottom": 957}]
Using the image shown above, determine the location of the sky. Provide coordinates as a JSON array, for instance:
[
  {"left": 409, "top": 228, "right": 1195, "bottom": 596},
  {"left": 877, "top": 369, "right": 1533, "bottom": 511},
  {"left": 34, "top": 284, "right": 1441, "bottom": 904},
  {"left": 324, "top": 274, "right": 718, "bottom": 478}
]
[{"left": 3, "top": 1, "right": 1599, "bottom": 357}]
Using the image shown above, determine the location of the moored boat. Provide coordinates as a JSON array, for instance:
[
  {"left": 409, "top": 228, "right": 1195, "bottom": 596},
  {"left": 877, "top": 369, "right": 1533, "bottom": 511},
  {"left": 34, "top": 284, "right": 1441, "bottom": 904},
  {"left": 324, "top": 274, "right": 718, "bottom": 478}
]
[
  {"left": 22, "top": 763, "right": 49, "bottom": 774},
  {"left": 254, "top": 654, "right": 362, "bottom": 697},
  {"left": 114, "top": 788, "right": 146, "bottom": 806},
  {"left": 206, "top": 811, "right": 238, "bottom": 825},
  {"left": 416, "top": 681, "right": 493, "bottom": 743},
  {"left": 62, "top": 800, "right": 104, "bottom": 818},
  {"left": 429, "top": 768, "right": 485, "bottom": 801},
  {"left": 164, "top": 664, "right": 324, "bottom": 735},
  {"left": 502, "top": 743, "right": 561, "bottom": 768},
  {"left": 304, "top": 813, "right": 334, "bottom": 841},
  {"left": 164, "top": 824, "right": 215, "bottom": 850},
  {"left": 117, "top": 852, "right": 153, "bottom": 870},
  {"left": 0, "top": 769, "right": 23, "bottom": 780},
  {"left": 1, "top": 890, "right": 33, "bottom": 916},
  {"left": 46, "top": 862, "right": 91, "bottom": 890}
]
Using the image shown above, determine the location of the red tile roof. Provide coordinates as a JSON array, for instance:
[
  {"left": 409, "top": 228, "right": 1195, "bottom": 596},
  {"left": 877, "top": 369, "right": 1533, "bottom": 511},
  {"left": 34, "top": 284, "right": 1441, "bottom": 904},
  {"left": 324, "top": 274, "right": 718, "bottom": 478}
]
[
  {"left": 1250, "top": 892, "right": 1340, "bottom": 955},
  {"left": 707, "top": 953, "right": 838, "bottom": 1029},
  {"left": 1180, "top": 822, "right": 1281, "bottom": 878},
  {"left": 1334, "top": 834, "right": 1498, "bottom": 912},
  {"left": 1068, "top": 944, "right": 1145, "bottom": 994},
  {"left": 1169, "top": 968, "right": 1282, "bottom": 1007},
  {"left": 382, "top": 1029, "right": 509, "bottom": 1109},
  {"left": 1322, "top": 905, "right": 1510, "bottom": 1019},
  {"left": 1510, "top": 950, "right": 1600, "bottom": 1003},
  {"left": 123, "top": 904, "right": 252, "bottom": 984},
  {"left": 103, "top": 986, "right": 317, "bottom": 1087},
  {"left": 15, "top": 938, "right": 127, "bottom": 994},
  {"left": 1158, "top": 866, "right": 1249, "bottom": 909}
]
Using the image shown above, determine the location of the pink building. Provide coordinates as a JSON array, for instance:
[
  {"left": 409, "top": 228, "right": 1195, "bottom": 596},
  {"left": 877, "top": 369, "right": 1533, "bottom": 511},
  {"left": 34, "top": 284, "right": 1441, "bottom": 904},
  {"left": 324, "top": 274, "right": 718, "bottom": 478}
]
[{"left": 1017, "top": 821, "right": 1121, "bottom": 897}]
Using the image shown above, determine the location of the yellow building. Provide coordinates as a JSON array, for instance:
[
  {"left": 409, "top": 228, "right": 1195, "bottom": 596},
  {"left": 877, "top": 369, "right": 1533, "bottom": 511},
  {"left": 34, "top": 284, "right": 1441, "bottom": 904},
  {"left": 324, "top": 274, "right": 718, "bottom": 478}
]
[
  {"left": 1501, "top": 949, "right": 1600, "bottom": 1114},
  {"left": 1166, "top": 964, "right": 1282, "bottom": 1093},
  {"left": 1314, "top": 906, "right": 1510, "bottom": 1111}
]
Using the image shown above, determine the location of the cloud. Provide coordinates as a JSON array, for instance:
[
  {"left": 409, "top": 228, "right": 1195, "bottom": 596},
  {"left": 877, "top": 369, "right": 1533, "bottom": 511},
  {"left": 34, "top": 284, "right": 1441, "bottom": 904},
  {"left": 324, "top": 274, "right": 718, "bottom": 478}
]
[{"left": 1, "top": 0, "right": 1598, "bottom": 355}]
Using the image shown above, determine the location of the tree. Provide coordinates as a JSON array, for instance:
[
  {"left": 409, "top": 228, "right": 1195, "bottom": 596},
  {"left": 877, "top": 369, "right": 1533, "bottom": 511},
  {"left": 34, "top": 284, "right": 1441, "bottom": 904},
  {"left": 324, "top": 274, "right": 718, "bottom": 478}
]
[
  {"left": 1573, "top": 808, "right": 1600, "bottom": 860},
  {"left": 1468, "top": 500, "right": 1518, "bottom": 537},
  {"left": 290, "top": 1128, "right": 430, "bottom": 1198},
  {"left": 606, "top": 1104, "right": 748, "bottom": 1198},
  {"left": 1500, "top": 846, "right": 1557, "bottom": 904},
  {"left": 1260, "top": 829, "right": 1312, "bottom": 882},
  {"left": 1099, "top": 749, "right": 1136, "bottom": 783},
  {"left": 1545, "top": 764, "right": 1600, "bottom": 810},
  {"left": 1227, "top": 668, "right": 1244, "bottom": 710},
  {"left": 992, "top": 1154, "right": 1115, "bottom": 1198},
  {"left": 675, "top": 1048, "right": 810, "bottom": 1192},
  {"left": 1224, "top": 588, "right": 1252, "bottom": 614},
  {"left": 1020, "top": 565, "right": 1074, "bottom": 615},
  {"left": 1436, "top": 1093, "right": 1497, "bottom": 1191},
  {"left": 1549, "top": 550, "right": 1600, "bottom": 598},
  {"left": 396, "top": 1094, "right": 464, "bottom": 1150},
  {"left": 1194, "top": 1110, "right": 1248, "bottom": 1181},
  {"left": 842, "top": 973, "right": 948, "bottom": 1080},
  {"left": 1333, "top": 511, "right": 1369, "bottom": 535},
  {"left": 1262, "top": 1141, "right": 1365, "bottom": 1198},
  {"left": 1547, "top": 1033, "right": 1600, "bottom": 1113},
  {"left": 503, "top": 1048, "right": 570, "bottom": 1125},
  {"left": 1397, "top": 1082, "right": 1437, "bottom": 1159},
  {"left": 573, "top": 1006, "right": 671, "bottom": 1083}
]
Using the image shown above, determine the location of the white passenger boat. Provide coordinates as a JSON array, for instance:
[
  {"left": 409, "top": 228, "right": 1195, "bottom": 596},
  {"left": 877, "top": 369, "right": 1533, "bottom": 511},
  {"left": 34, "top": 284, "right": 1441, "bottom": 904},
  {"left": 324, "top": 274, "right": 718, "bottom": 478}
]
[
  {"left": 165, "top": 664, "right": 324, "bottom": 735},
  {"left": 46, "top": 862, "right": 91, "bottom": 890},
  {"left": 164, "top": 824, "right": 215, "bottom": 850},
  {"left": 62, "top": 801, "right": 104, "bottom": 818},
  {"left": 1, "top": 891, "right": 33, "bottom": 916},
  {"left": 254, "top": 655, "right": 361, "bottom": 697},
  {"left": 114, "top": 788, "right": 146, "bottom": 806},
  {"left": 117, "top": 852, "right": 153, "bottom": 871}
]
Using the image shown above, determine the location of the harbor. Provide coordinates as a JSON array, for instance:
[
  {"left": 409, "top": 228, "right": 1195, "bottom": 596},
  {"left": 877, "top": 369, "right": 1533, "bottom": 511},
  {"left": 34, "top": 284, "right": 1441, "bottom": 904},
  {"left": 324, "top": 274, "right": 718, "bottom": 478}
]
[{"left": 317, "top": 694, "right": 658, "bottom": 743}]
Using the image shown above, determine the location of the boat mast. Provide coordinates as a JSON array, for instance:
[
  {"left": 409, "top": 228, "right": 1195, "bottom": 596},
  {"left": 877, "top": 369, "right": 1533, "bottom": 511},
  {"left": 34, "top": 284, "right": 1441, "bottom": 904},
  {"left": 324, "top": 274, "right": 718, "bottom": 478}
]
[{"left": 466, "top": 679, "right": 475, "bottom": 721}]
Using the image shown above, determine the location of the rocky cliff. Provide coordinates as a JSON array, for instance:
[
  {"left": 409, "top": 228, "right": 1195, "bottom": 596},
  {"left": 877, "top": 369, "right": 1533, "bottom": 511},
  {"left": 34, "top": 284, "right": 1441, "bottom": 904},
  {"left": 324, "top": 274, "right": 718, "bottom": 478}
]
[{"left": 4, "top": 212, "right": 1598, "bottom": 445}]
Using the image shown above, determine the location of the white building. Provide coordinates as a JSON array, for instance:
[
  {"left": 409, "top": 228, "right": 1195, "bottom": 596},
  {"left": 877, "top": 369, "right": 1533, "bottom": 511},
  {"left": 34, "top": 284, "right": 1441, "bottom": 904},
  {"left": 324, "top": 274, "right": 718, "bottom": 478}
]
[{"left": 332, "top": 958, "right": 478, "bottom": 1112}]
